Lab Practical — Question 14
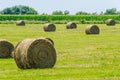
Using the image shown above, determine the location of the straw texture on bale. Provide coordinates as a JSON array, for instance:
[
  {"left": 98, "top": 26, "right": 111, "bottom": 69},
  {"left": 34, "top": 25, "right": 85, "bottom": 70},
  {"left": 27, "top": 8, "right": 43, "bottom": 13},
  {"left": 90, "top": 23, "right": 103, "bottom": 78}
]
[
  {"left": 43, "top": 23, "right": 56, "bottom": 32},
  {"left": 85, "top": 25, "right": 100, "bottom": 34},
  {"left": 66, "top": 22, "right": 77, "bottom": 29},
  {"left": 13, "top": 38, "right": 56, "bottom": 69},
  {"left": 0, "top": 39, "right": 14, "bottom": 58},
  {"left": 16, "top": 20, "right": 25, "bottom": 26},
  {"left": 105, "top": 19, "right": 115, "bottom": 26}
]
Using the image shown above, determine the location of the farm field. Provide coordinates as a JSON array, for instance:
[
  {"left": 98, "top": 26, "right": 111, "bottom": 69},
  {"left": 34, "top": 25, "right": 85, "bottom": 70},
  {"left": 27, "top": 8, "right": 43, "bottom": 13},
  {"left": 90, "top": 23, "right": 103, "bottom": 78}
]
[{"left": 0, "top": 23, "right": 120, "bottom": 80}]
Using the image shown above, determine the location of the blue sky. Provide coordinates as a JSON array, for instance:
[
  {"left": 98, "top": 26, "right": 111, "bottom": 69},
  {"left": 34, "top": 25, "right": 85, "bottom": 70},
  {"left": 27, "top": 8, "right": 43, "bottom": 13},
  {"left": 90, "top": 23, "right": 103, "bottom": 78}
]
[{"left": 0, "top": 0, "right": 120, "bottom": 14}]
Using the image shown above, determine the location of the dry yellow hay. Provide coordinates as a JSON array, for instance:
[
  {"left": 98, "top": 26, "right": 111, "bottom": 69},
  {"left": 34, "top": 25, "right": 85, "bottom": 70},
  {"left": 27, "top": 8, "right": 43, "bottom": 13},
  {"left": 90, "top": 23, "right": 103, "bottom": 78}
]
[
  {"left": 85, "top": 25, "right": 100, "bottom": 34},
  {"left": 66, "top": 22, "right": 77, "bottom": 29},
  {"left": 43, "top": 23, "right": 56, "bottom": 32},
  {"left": 13, "top": 38, "right": 56, "bottom": 69},
  {"left": 105, "top": 19, "right": 115, "bottom": 26},
  {"left": 16, "top": 20, "right": 25, "bottom": 26},
  {"left": 0, "top": 39, "right": 14, "bottom": 58}
]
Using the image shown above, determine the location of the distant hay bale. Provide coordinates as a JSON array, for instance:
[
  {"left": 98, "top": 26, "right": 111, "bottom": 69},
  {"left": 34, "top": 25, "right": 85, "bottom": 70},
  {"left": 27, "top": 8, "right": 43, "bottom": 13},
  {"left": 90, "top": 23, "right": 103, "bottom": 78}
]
[
  {"left": 0, "top": 39, "right": 14, "bottom": 58},
  {"left": 13, "top": 38, "right": 56, "bottom": 69},
  {"left": 43, "top": 23, "right": 56, "bottom": 32},
  {"left": 66, "top": 22, "right": 77, "bottom": 29},
  {"left": 16, "top": 20, "right": 25, "bottom": 26},
  {"left": 45, "top": 38, "right": 54, "bottom": 45},
  {"left": 85, "top": 25, "right": 100, "bottom": 34},
  {"left": 105, "top": 19, "right": 115, "bottom": 26}
]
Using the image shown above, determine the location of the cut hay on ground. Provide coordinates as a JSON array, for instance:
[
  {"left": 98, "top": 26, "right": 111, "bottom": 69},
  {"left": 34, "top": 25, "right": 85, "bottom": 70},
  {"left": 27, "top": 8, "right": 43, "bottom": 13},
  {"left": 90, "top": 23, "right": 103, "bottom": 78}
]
[
  {"left": 105, "top": 19, "right": 115, "bottom": 26},
  {"left": 85, "top": 25, "right": 100, "bottom": 34},
  {"left": 0, "top": 39, "right": 14, "bottom": 58},
  {"left": 13, "top": 38, "right": 56, "bottom": 69},
  {"left": 66, "top": 22, "right": 77, "bottom": 29},
  {"left": 43, "top": 23, "right": 56, "bottom": 32},
  {"left": 16, "top": 20, "right": 25, "bottom": 26}
]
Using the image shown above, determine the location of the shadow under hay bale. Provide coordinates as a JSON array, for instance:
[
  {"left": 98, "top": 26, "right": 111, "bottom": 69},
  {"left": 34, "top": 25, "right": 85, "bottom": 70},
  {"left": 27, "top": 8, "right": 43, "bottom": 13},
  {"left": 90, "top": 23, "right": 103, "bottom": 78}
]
[
  {"left": 105, "top": 19, "right": 115, "bottom": 26},
  {"left": 0, "top": 39, "right": 14, "bottom": 58},
  {"left": 13, "top": 38, "right": 56, "bottom": 69},
  {"left": 43, "top": 23, "right": 56, "bottom": 32},
  {"left": 16, "top": 20, "right": 25, "bottom": 26},
  {"left": 66, "top": 22, "right": 77, "bottom": 29},
  {"left": 85, "top": 25, "right": 100, "bottom": 34}
]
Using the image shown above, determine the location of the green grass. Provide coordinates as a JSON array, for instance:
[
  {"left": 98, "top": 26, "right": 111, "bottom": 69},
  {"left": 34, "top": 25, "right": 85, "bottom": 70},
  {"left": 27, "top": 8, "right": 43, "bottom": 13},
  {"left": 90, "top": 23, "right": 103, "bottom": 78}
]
[{"left": 0, "top": 23, "right": 120, "bottom": 80}]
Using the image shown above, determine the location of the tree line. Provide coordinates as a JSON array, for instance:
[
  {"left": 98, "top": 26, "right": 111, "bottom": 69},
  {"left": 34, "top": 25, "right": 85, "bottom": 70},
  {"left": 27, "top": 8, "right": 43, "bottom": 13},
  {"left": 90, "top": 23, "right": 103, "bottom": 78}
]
[
  {"left": 0, "top": 5, "right": 38, "bottom": 15},
  {"left": 0, "top": 5, "right": 120, "bottom": 15}
]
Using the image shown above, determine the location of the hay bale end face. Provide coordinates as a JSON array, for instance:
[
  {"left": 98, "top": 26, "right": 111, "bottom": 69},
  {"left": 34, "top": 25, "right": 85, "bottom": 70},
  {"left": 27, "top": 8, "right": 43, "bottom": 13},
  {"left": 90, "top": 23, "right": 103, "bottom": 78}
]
[
  {"left": 16, "top": 20, "right": 25, "bottom": 26},
  {"left": 105, "top": 19, "right": 115, "bottom": 26},
  {"left": 13, "top": 38, "right": 56, "bottom": 69},
  {"left": 85, "top": 25, "right": 100, "bottom": 34},
  {"left": 0, "top": 39, "right": 14, "bottom": 58},
  {"left": 43, "top": 23, "right": 56, "bottom": 32},
  {"left": 66, "top": 22, "right": 77, "bottom": 29}
]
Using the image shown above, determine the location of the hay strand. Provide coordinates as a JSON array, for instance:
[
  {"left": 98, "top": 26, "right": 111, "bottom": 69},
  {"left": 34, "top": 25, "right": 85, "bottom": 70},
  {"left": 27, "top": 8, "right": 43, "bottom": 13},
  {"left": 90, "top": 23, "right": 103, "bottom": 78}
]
[
  {"left": 105, "top": 19, "right": 115, "bottom": 26},
  {"left": 85, "top": 25, "right": 100, "bottom": 34},
  {"left": 0, "top": 39, "right": 14, "bottom": 58},
  {"left": 66, "top": 22, "right": 77, "bottom": 29},
  {"left": 43, "top": 23, "right": 56, "bottom": 32},
  {"left": 13, "top": 38, "right": 56, "bottom": 69}
]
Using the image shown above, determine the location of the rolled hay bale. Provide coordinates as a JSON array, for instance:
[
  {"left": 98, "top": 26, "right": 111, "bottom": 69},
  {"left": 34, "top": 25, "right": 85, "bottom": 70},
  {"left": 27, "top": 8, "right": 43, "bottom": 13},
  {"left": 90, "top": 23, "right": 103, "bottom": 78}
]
[
  {"left": 105, "top": 19, "right": 115, "bottom": 26},
  {"left": 66, "top": 22, "right": 77, "bottom": 29},
  {"left": 16, "top": 20, "right": 25, "bottom": 26},
  {"left": 45, "top": 38, "right": 54, "bottom": 45},
  {"left": 0, "top": 39, "right": 14, "bottom": 58},
  {"left": 43, "top": 23, "right": 56, "bottom": 32},
  {"left": 13, "top": 38, "right": 56, "bottom": 69},
  {"left": 85, "top": 25, "right": 100, "bottom": 34}
]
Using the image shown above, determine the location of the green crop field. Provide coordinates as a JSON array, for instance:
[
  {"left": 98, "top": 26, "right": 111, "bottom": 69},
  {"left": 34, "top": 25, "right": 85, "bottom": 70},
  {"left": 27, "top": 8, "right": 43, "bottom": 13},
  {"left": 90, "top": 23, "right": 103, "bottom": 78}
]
[
  {"left": 0, "top": 23, "right": 120, "bottom": 80},
  {"left": 0, "top": 15, "right": 120, "bottom": 24}
]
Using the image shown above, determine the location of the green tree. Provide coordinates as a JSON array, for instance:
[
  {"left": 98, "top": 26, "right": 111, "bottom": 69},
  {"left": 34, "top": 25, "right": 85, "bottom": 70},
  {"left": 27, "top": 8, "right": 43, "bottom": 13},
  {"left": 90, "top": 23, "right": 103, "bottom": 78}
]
[
  {"left": 75, "top": 11, "right": 90, "bottom": 15},
  {"left": 52, "top": 10, "right": 63, "bottom": 15},
  {"left": 41, "top": 13, "right": 48, "bottom": 15},
  {"left": 104, "top": 8, "right": 117, "bottom": 15},
  {"left": 64, "top": 10, "right": 69, "bottom": 15},
  {"left": 0, "top": 5, "right": 38, "bottom": 15},
  {"left": 92, "top": 12, "right": 98, "bottom": 15}
]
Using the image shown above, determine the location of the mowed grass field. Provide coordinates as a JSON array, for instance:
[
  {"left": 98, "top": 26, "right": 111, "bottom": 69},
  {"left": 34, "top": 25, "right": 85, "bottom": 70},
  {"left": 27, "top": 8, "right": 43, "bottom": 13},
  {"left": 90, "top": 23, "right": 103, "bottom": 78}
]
[{"left": 0, "top": 23, "right": 120, "bottom": 80}]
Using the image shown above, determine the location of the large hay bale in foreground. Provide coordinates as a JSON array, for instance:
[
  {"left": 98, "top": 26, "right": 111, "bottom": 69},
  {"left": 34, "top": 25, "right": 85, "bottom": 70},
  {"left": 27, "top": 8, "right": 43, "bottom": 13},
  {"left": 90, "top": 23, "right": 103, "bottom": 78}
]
[
  {"left": 16, "top": 20, "right": 25, "bottom": 26},
  {"left": 66, "top": 22, "right": 77, "bottom": 29},
  {"left": 43, "top": 23, "right": 56, "bottom": 32},
  {"left": 105, "top": 19, "right": 115, "bottom": 26},
  {"left": 85, "top": 25, "right": 100, "bottom": 34},
  {"left": 13, "top": 38, "right": 56, "bottom": 69},
  {"left": 0, "top": 39, "right": 14, "bottom": 58}
]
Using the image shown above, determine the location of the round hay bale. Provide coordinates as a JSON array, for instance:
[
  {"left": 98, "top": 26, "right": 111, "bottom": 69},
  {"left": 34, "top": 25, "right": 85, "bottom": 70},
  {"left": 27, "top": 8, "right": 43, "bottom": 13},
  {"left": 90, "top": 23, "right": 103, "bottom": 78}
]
[
  {"left": 45, "top": 38, "right": 54, "bottom": 45},
  {"left": 13, "top": 38, "right": 56, "bottom": 69},
  {"left": 16, "top": 20, "right": 25, "bottom": 26},
  {"left": 105, "top": 19, "right": 115, "bottom": 26},
  {"left": 43, "top": 23, "right": 56, "bottom": 32},
  {"left": 0, "top": 39, "right": 14, "bottom": 58},
  {"left": 66, "top": 22, "right": 77, "bottom": 29},
  {"left": 85, "top": 25, "right": 100, "bottom": 34}
]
